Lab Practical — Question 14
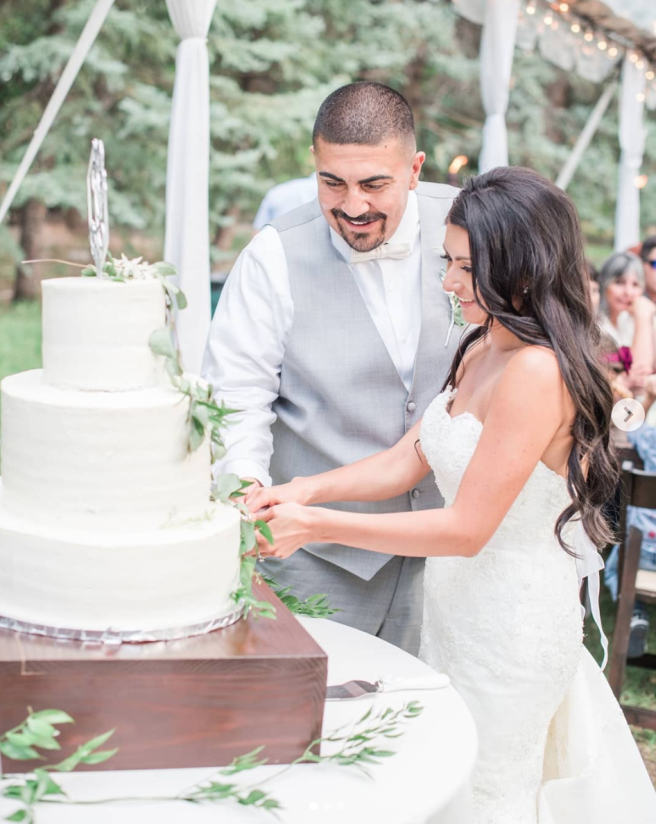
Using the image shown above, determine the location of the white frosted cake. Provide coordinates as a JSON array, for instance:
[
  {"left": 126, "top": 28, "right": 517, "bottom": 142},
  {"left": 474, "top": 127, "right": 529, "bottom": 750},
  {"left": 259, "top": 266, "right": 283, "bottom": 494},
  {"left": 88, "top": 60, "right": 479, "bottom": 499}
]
[{"left": 0, "top": 276, "right": 241, "bottom": 639}]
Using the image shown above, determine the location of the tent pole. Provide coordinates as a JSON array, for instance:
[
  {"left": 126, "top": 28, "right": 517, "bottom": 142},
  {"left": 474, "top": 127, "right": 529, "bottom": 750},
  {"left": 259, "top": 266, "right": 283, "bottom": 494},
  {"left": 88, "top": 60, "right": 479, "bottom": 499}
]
[
  {"left": 0, "top": 0, "right": 116, "bottom": 227},
  {"left": 556, "top": 80, "right": 618, "bottom": 192}
]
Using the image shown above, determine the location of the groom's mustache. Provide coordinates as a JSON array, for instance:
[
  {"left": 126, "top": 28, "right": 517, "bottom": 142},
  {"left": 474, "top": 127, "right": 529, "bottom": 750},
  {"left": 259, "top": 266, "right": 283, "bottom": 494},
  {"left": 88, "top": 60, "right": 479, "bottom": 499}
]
[{"left": 332, "top": 209, "right": 387, "bottom": 225}]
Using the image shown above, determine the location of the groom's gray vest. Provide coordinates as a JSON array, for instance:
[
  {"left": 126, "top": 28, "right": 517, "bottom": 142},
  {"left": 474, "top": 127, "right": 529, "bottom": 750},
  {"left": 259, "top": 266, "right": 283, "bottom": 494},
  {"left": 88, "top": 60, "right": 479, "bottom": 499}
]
[{"left": 269, "top": 181, "right": 460, "bottom": 581}]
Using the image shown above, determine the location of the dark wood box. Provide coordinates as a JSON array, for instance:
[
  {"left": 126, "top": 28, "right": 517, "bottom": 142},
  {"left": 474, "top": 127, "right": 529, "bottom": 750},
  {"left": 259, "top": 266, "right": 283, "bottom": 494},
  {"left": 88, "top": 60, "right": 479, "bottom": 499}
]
[{"left": 0, "top": 582, "right": 327, "bottom": 771}]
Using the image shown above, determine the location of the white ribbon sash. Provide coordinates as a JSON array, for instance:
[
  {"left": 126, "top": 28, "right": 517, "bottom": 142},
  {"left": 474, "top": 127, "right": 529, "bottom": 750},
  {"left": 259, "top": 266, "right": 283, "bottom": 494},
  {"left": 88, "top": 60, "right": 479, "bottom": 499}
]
[{"left": 574, "top": 521, "right": 609, "bottom": 670}]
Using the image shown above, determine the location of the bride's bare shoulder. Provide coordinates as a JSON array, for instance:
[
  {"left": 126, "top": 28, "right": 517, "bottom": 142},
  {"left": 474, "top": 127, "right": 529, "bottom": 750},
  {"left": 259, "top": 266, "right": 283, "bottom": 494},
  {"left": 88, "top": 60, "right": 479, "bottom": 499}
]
[{"left": 499, "top": 345, "right": 569, "bottom": 406}]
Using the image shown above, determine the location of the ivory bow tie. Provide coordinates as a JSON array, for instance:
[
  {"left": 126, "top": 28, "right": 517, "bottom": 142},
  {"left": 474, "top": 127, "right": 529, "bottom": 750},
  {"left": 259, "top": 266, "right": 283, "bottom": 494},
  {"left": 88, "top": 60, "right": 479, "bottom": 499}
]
[{"left": 349, "top": 242, "right": 413, "bottom": 265}]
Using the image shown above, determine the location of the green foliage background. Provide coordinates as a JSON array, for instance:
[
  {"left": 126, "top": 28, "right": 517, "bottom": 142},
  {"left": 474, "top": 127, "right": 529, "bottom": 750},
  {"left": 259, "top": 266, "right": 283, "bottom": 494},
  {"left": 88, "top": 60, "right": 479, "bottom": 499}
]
[{"left": 0, "top": 0, "right": 654, "bottom": 272}]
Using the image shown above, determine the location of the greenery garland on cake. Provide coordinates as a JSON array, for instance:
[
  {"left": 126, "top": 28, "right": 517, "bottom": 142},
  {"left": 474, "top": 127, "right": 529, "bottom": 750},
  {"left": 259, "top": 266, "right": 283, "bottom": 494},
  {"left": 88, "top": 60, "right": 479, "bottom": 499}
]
[
  {"left": 1, "top": 703, "right": 423, "bottom": 822},
  {"left": 80, "top": 255, "right": 336, "bottom": 621}
]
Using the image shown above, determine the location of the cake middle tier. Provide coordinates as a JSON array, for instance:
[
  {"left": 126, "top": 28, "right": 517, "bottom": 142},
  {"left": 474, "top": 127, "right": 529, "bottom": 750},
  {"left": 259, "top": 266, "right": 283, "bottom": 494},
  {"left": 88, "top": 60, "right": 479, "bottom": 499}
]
[{"left": 2, "top": 370, "right": 212, "bottom": 532}]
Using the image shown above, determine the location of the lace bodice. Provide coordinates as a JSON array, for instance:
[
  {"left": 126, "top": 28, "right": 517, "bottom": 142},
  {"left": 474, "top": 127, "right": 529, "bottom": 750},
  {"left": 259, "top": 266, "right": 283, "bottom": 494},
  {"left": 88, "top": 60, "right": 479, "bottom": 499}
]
[{"left": 420, "top": 386, "right": 573, "bottom": 547}]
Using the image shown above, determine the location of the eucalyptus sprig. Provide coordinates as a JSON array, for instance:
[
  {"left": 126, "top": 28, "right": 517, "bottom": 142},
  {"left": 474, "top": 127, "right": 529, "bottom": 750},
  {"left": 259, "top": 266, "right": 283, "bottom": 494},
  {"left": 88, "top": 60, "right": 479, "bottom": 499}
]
[
  {"left": 295, "top": 701, "right": 424, "bottom": 778},
  {"left": 213, "top": 474, "right": 276, "bottom": 620},
  {"left": 261, "top": 576, "right": 340, "bottom": 619},
  {"left": 2, "top": 703, "right": 424, "bottom": 821},
  {"left": 1, "top": 709, "right": 117, "bottom": 824}
]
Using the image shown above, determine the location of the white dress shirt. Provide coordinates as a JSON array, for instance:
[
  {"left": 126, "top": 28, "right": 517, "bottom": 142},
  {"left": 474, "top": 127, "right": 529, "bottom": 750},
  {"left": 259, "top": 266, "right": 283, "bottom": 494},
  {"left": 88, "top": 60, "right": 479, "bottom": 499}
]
[{"left": 202, "top": 192, "right": 423, "bottom": 486}]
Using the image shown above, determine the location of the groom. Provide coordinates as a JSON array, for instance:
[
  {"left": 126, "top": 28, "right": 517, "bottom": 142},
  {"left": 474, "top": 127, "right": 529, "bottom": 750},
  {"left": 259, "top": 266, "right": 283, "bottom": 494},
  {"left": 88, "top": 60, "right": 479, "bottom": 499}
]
[{"left": 203, "top": 82, "right": 459, "bottom": 655}]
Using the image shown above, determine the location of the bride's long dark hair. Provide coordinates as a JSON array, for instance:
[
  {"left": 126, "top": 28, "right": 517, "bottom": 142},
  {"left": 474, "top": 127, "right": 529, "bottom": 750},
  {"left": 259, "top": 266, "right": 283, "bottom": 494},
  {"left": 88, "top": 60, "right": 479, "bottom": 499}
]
[{"left": 443, "top": 166, "right": 617, "bottom": 551}]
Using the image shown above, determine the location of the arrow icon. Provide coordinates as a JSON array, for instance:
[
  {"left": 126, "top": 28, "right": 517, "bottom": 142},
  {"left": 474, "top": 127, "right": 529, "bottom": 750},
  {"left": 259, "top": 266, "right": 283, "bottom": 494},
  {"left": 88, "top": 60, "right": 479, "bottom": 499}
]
[{"left": 612, "top": 399, "right": 645, "bottom": 432}]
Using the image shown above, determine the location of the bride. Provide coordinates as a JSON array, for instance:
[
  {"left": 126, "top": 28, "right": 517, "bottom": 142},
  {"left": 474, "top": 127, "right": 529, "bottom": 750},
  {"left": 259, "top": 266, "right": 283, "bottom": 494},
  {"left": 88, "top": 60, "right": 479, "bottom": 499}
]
[{"left": 247, "top": 166, "right": 656, "bottom": 822}]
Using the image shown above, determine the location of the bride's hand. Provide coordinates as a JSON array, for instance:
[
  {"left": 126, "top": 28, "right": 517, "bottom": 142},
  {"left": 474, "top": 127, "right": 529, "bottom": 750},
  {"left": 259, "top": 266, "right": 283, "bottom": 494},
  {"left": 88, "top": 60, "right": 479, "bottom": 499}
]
[
  {"left": 255, "top": 503, "right": 321, "bottom": 560},
  {"left": 246, "top": 478, "right": 311, "bottom": 514}
]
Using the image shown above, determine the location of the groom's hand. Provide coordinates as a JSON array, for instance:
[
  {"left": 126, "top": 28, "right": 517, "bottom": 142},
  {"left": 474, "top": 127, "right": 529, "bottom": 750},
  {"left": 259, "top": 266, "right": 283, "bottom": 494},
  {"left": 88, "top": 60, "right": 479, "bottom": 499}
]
[
  {"left": 247, "top": 479, "right": 310, "bottom": 515},
  {"left": 242, "top": 477, "right": 263, "bottom": 508}
]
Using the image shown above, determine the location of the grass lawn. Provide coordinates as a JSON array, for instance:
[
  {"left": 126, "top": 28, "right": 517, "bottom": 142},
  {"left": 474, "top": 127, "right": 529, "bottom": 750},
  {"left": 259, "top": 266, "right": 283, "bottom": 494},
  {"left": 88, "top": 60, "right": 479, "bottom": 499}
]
[
  {"left": 0, "top": 299, "right": 654, "bottom": 783},
  {"left": 0, "top": 300, "right": 42, "bottom": 383}
]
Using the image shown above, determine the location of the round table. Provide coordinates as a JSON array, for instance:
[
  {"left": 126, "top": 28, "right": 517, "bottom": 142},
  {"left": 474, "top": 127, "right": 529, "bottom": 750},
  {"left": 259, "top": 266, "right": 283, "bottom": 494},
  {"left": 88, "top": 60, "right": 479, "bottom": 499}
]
[{"left": 0, "top": 618, "right": 477, "bottom": 824}]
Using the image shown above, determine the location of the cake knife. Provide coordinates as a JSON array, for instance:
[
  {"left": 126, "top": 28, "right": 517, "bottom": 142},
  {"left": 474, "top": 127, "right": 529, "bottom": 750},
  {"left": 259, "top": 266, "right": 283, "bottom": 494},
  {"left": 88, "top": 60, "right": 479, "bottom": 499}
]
[{"left": 326, "top": 672, "right": 449, "bottom": 700}]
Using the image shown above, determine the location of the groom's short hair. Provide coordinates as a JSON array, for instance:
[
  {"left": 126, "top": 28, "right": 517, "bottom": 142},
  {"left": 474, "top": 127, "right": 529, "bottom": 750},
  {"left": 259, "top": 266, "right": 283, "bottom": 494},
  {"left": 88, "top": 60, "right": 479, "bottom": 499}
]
[{"left": 312, "top": 82, "right": 416, "bottom": 150}]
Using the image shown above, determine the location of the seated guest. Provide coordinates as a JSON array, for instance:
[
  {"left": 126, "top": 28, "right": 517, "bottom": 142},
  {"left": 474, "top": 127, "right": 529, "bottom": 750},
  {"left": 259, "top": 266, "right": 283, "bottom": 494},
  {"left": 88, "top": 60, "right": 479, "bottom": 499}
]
[
  {"left": 604, "top": 374, "right": 656, "bottom": 657},
  {"left": 639, "top": 235, "right": 656, "bottom": 304},
  {"left": 598, "top": 251, "right": 655, "bottom": 384}
]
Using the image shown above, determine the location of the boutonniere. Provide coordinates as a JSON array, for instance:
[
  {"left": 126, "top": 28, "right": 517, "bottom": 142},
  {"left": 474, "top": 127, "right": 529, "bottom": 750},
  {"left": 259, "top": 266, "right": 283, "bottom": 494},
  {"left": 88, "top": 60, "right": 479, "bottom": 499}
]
[{"left": 438, "top": 251, "right": 465, "bottom": 347}]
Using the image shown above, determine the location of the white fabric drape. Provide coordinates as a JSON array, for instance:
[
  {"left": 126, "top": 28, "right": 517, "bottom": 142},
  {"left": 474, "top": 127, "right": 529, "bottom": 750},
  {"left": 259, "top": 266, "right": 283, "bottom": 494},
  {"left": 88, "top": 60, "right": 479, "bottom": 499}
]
[
  {"left": 0, "top": 0, "right": 116, "bottom": 227},
  {"left": 164, "top": 0, "right": 217, "bottom": 374},
  {"left": 615, "top": 56, "right": 647, "bottom": 252},
  {"left": 478, "top": 0, "right": 521, "bottom": 173}
]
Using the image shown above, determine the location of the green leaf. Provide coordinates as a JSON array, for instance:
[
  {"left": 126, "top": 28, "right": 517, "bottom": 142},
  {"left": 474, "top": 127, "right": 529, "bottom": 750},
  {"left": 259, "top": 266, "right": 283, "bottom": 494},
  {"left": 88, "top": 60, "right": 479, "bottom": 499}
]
[
  {"left": 240, "top": 520, "right": 256, "bottom": 554},
  {"left": 80, "top": 748, "right": 118, "bottom": 765},
  {"left": 151, "top": 261, "right": 177, "bottom": 277},
  {"left": 165, "top": 356, "right": 183, "bottom": 378},
  {"left": 5, "top": 810, "right": 28, "bottom": 822},
  {"left": 239, "top": 789, "right": 268, "bottom": 806},
  {"left": 213, "top": 474, "right": 242, "bottom": 503},
  {"left": 0, "top": 741, "right": 43, "bottom": 761},
  {"left": 220, "top": 745, "right": 267, "bottom": 776},
  {"left": 211, "top": 441, "right": 226, "bottom": 462},
  {"left": 80, "top": 266, "right": 96, "bottom": 277},
  {"left": 192, "top": 402, "right": 210, "bottom": 428},
  {"left": 29, "top": 710, "right": 74, "bottom": 725},
  {"left": 149, "top": 328, "right": 177, "bottom": 359},
  {"left": 32, "top": 770, "right": 64, "bottom": 800},
  {"left": 77, "top": 729, "right": 115, "bottom": 755},
  {"left": 175, "top": 289, "right": 188, "bottom": 310},
  {"left": 254, "top": 520, "right": 274, "bottom": 545},
  {"left": 189, "top": 416, "right": 206, "bottom": 451}
]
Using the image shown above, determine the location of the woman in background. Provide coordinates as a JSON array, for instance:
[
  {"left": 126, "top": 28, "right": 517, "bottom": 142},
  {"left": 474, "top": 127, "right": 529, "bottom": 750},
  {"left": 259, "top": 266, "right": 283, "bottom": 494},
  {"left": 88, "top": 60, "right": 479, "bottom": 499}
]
[{"left": 597, "top": 251, "right": 655, "bottom": 386}]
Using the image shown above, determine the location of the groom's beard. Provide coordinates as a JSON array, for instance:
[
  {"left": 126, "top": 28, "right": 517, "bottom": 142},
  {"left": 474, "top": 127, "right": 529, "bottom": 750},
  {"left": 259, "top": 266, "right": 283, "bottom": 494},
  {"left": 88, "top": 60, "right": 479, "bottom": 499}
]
[{"left": 331, "top": 208, "right": 388, "bottom": 252}]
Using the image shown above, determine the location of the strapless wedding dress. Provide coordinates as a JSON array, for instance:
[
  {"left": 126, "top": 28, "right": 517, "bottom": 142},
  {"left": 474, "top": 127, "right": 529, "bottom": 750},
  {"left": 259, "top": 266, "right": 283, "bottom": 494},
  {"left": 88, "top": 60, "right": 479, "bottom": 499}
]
[{"left": 419, "top": 387, "right": 656, "bottom": 824}]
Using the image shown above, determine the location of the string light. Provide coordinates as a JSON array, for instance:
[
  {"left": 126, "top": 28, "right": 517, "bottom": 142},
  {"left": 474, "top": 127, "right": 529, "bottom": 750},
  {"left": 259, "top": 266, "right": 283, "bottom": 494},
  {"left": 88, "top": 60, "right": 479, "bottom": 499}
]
[
  {"left": 637, "top": 92, "right": 645, "bottom": 103},
  {"left": 448, "top": 156, "right": 469, "bottom": 175},
  {"left": 635, "top": 175, "right": 649, "bottom": 189},
  {"left": 521, "top": 1, "right": 650, "bottom": 78}
]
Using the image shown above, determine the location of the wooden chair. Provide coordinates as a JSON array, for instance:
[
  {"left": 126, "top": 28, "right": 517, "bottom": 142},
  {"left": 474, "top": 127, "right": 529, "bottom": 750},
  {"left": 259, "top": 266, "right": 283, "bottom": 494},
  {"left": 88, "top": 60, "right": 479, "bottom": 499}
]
[{"left": 607, "top": 461, "right": 656, "bottom": 730}]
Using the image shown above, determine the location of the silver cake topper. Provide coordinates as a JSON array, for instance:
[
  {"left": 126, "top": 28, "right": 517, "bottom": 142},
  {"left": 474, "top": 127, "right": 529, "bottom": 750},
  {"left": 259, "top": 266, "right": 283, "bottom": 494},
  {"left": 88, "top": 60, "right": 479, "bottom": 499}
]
[{"left": 87, "top": 138, "right": 109, "bottom": 276}]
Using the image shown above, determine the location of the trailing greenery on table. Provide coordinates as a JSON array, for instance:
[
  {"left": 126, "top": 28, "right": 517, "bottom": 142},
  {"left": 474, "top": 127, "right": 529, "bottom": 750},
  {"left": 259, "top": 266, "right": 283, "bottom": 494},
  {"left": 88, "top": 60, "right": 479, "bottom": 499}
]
[{"left": 1, "top": 703, "right": 424, "bottom": 822}]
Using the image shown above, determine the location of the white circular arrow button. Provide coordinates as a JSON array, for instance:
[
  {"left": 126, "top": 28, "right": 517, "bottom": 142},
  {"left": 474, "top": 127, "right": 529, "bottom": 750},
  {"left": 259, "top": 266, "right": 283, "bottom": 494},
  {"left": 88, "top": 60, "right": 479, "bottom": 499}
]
[{"left": 611, "top": 398, "right": 645, "bottom": 432}]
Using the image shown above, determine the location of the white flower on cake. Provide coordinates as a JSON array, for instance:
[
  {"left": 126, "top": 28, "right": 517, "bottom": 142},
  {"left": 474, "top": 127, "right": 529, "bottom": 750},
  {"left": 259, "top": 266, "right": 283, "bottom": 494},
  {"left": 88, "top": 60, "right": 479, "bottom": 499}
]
[
  {"left": 110, "top": 254, "right": 157, "bottom": 280},
  {"left": 82, "top": 253, "right": 178, "bottom": 285}
]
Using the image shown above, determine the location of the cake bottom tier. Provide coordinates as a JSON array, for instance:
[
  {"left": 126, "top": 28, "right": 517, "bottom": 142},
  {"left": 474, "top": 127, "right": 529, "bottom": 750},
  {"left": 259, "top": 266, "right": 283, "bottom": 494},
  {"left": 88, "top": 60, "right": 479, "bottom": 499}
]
[{"left": 0, "top": 479, "right": 242, "bottom": 640}]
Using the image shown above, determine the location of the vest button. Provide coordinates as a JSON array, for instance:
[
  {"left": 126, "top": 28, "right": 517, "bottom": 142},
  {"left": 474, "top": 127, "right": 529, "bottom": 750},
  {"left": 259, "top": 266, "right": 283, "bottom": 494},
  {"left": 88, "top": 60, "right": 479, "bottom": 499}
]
[
  {"left": 407, "top": 401, "right": 416, "bottom": 413},
  {"left": 411, "top": 488, "right": 420, "bottom": 499}
]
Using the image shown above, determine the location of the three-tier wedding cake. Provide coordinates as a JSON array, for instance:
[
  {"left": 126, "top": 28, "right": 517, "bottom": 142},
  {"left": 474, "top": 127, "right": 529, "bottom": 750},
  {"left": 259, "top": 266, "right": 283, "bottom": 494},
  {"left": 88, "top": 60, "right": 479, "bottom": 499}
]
[{"left": 0, "top": 275, "right": 242, "bottom": 640}]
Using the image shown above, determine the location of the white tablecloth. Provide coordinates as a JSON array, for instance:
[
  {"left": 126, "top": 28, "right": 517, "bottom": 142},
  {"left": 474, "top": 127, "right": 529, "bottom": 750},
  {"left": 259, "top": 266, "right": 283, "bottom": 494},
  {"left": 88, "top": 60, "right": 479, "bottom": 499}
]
[{"left": 0, "top": 618, "right": 477, "bottom": 824}]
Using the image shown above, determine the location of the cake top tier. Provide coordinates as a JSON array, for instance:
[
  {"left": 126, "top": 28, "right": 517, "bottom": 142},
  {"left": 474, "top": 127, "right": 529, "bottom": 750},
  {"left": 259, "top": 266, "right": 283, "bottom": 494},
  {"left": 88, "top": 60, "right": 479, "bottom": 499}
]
[{"left": 42, "top": 276, "right": 167, "bottom": 392}]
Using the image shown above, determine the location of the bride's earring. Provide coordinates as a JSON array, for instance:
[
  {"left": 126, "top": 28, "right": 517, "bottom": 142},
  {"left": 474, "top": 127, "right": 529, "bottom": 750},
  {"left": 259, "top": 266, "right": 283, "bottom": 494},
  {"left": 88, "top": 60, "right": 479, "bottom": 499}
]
[{"left": 522, "top": 285, "right": 529, "bottom": 296}]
